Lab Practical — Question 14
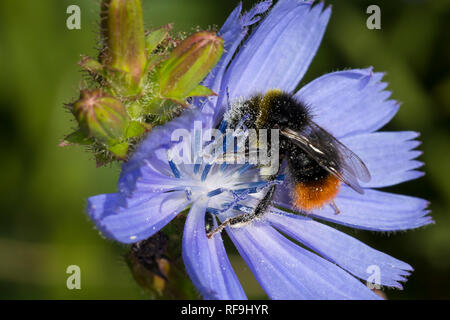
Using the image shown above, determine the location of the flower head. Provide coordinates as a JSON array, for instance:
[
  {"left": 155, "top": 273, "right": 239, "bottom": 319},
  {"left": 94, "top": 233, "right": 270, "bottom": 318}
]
[{"left": 87, "top": 0, "right": 431, "bottom": 299}]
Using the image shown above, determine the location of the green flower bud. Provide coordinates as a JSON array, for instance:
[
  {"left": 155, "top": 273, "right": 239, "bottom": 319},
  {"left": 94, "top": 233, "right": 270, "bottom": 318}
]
[
  {"left": 73, "top": 89, "right": 129, "bottom": 146},
  {"left": 157, "top": 31, "right": 224, "bottom": 105},
  {"left": 100, "top": 0, "right": 147, "bottom": 97}
]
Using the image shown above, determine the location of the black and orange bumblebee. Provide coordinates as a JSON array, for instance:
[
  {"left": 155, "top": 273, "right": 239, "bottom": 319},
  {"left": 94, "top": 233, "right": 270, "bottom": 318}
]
[{"left": 207, "top": 89, "right": 371, "bottom": 238}]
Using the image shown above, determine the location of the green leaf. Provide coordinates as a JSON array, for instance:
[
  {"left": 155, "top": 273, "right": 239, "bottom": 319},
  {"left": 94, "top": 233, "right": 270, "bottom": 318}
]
[
  {"left": 78, "top": 56, "right": 104, "bottom": 76},
  {"left": 145, "top": 54, "right": 166, "bottom": 74},
  {"left": 146, "top": 25, "right": 171, "bottom": 55},
  {"left": 186, "top": 85, "right": 216, "bottom": 98},
  {"left": 108, "top": 141, "right": 129, "bottom": 159},
  {"left": 61, "top": 129, "right": 92, "bottom": 146},
  {"left": 126, "top": 120, "right": 148, "bottom": 139}
]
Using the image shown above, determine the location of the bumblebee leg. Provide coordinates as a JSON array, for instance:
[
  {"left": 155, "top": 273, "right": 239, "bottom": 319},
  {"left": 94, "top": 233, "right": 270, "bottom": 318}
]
[
  {"left": 206, "top": 214, "right": 252, "bottom": 239},
  {"left": 207, "top": 184, "right": 277, "bottom": 239},
  {"left": 330, "top": 200, "right": 341, "bottom": 215}
]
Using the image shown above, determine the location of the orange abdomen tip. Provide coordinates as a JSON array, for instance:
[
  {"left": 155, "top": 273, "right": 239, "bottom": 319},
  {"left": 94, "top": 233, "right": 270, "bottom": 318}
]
[{"left": 291, "top": 175, "right": 341, "bottom": 211}]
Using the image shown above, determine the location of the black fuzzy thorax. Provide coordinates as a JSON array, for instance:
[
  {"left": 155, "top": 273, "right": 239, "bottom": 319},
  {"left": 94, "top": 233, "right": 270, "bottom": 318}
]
[{"left": 257, "top": 91, "right": 310, "bottom": 131}]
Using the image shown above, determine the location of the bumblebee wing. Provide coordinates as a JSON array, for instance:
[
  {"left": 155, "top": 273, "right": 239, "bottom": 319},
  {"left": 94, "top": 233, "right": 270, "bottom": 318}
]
[{"left": 280, "top": 123, "right": 370, "bottom": 194}]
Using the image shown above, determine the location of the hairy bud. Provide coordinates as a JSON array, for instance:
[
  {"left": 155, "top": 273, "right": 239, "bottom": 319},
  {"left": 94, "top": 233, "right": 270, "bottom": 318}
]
[
  {"left": 73, "top": 89, "right": 129, "bottom": 146},
  {"left": 100, "top": 0, "right": 147, "bottom": 96},
  {"left": 157, "top": 32, "right": 223, "bottom": 105}
]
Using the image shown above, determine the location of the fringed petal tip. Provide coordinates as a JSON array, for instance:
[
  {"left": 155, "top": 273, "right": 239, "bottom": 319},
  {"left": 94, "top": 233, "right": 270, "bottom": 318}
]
[
  {"left": 296, "top": 68, "right": 401, "bottom": 138},
  {"left": 225, "top": 0, "right": 331, "bottom": 100},
  {"left": 205, "top": 1, "right": 272, "bottom": 125},
  {"left": 341, "top": 131, "right": 425, "bottom": 188},
  {"left": 226, "top": 221, "right": 380, "bottom": 300},
  {"left": 266, "top": 209, "right": 417, "bottom": 290},
  {"left": 240, "top": 0, "right": 273, "bottom": 27},
  {"left": 274, "top": 185, "right": 432, "bottom": 232}
]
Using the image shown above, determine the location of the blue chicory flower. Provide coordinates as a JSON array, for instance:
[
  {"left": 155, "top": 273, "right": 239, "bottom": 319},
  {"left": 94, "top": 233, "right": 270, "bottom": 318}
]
[{"left": 87, "top": 0, "right": 432, "bottom": 299}]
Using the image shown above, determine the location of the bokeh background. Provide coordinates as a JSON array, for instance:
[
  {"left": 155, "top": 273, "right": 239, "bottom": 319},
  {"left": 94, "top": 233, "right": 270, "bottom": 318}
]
[{"left": 0, "top": 0, "right": 449, "bottom": 299}]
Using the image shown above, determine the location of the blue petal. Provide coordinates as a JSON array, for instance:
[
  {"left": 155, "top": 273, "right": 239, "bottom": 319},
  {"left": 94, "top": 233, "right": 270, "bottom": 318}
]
[
  {"left": 199, "top": 1, "right": 272, "bottom": 126},
  {"left": 341, "top": 131, "right": 424, "bottom": 188},
  {"left": 118, "top": 109, "right": 206, "bottom": 195},
  {"left": 224, "top": 0, "right": 331, "bottom": 100},
  {"left": 88, "top": 191, "right": 189, "bottom": 243},
  {"left": 182, "top": 200, "right": 246, "bottom": 300},
  {"left": 267, "top": 209, "right": 412, "bottom": 288},
  {"left": 295, "top": 68, "right": 399, "bottom": 138},
  {"left": 130, "top": 168, "right": 189, "bottom": 194},
  {"left": 86, "top": 193, "right": 126, "bottom": 239},
  {"left": 204, "top": 1, "right": 271, "bottom": 93},
  {"left": 226, "top": 221, "right": 380, "bottom": 300},
  {"left": 274, "top": 185, "right": 432, "bottom": 231}
]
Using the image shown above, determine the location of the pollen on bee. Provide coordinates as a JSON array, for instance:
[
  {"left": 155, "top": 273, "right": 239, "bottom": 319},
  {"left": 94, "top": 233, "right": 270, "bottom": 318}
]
[{"left": 291, "top": 175, "right": 341, "bottom": 211}]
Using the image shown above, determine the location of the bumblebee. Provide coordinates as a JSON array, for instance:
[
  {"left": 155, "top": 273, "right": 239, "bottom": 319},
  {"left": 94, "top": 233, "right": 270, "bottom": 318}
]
[{"left": 206, "top": 89, "right": 371, "bottom": 238}]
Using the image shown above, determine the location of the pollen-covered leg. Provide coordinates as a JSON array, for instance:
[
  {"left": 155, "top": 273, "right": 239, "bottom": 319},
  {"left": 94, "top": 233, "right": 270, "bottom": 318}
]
[{"left": 207, "top": 216, "right": 246, "bottom": 239}]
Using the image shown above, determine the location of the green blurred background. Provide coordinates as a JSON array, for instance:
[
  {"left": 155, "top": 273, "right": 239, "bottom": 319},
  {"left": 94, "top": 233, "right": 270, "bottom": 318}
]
[{"left": 0, "top": 0, "right": 449, "bottom": 299}]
